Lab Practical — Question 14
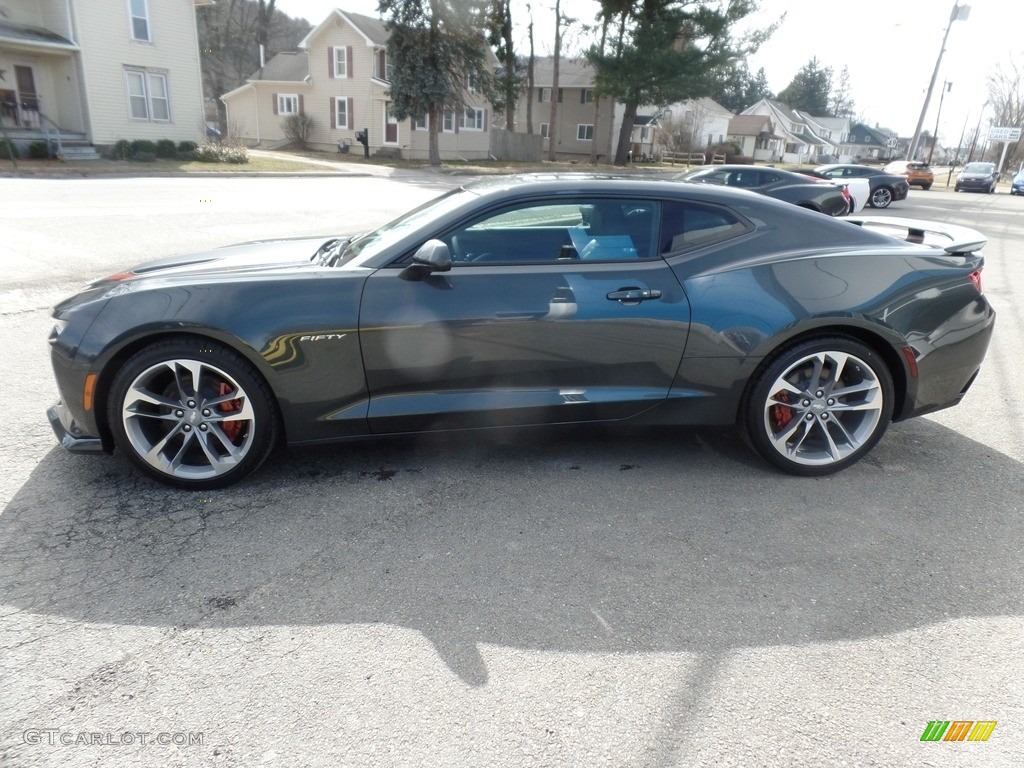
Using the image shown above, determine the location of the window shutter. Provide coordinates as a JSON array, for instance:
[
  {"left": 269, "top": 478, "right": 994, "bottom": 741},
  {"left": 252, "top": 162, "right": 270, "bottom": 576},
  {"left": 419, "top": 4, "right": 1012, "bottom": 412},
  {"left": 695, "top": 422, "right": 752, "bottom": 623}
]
[
  {"left": 483, "top": 109, "right": 488, "bottom": 132},
  {"left": 330, "top": 97, "right": 336, "bottom": 129},
  {"left": 328, "top": 48, "right": 334, "bottom": 78},
  {"left": 272, "top": 93, "right": 278, "bottom": 115},
  {"left": 538, "top": 89, "right": 542, "bottom": 103},
  {"left": 347, "top": 98, "right": 353, "bottom": 129},
  {"left": 298, "top": 94, "right": 304, "bottom": 116},
  {"left": 558, "top": 88, "right": 563, "bottom": 103},
  {"left": 580, "top": 90, "right": 585, "bottom": 104},
  {"left": 346, "top": 47, "right": 353, "bottom": 79}
]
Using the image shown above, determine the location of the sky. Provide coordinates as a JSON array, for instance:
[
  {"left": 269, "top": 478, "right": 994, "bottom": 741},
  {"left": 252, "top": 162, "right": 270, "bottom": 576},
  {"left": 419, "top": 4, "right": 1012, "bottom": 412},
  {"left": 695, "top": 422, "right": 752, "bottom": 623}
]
[{"left": 270, "top": 0, "right": 1022, "bottom": 145}]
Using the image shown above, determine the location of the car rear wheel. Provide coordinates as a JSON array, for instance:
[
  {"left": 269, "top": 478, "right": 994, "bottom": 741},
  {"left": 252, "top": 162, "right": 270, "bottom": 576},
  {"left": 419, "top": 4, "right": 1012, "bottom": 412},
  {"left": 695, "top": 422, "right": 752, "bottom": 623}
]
[
  {"left": 743, "top": 338, "right": 894, "bottom": 476},
  {"left": 921, "top": 183, "right": 932, "bottom": 191},
  {"left": 108, "top": 338, "right": 279, "bottom": 489},
  {"left": 869, "top": 187, "right": 893, "bottom": 208}
]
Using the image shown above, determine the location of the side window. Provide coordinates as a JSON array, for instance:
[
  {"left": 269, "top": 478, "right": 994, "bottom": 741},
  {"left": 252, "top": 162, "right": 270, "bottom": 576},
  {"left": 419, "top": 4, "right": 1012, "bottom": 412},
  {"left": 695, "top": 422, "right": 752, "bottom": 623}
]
[
  {"left": 660, "top": 201, "right": 747, "bottom": 253},
  {"left": 761, "top": 171, "right": 781, "bottom": 184},
  {"left": 441, "top": 199, "right": 660, "bottom": 264}
]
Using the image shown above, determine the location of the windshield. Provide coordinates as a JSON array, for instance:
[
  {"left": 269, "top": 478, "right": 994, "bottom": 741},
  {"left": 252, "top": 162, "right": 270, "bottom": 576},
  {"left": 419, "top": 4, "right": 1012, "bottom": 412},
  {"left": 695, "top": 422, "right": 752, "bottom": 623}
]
[
  {"left": 338, "top": 187, "right": 476, "bottom": 264},
  {"left": 963, "top": 162, "right": 995, "bottom": 173}
]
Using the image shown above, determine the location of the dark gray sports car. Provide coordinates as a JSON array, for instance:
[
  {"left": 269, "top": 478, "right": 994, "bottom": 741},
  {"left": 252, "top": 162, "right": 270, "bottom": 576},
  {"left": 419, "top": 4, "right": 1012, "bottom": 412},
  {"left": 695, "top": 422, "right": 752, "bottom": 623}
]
[
  {"left": 47, "top": 175, "right": 995, "bottom": 489},
  {"left": 677, "top": 164, "right": 851, "bottom": 216}
]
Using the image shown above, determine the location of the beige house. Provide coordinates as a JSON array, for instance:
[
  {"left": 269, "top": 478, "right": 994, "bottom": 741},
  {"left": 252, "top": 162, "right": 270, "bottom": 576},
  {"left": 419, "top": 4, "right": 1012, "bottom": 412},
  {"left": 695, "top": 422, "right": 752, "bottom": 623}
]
[
  {"left": 515, "top": 57, "right": 622, "bottom": 162},
  {"left": 0, "top": 0, "right": 208, "bottom": 156},
  {"left": 221, "top": 9, "right": 492, "bottom": 160}
]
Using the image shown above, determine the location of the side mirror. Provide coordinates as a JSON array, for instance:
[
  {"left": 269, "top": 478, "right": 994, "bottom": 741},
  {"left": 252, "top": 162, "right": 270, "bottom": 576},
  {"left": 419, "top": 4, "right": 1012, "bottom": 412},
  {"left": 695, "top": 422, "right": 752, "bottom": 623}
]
[{"left": 399, "top": 239, "right": 452, "bottom": 281}]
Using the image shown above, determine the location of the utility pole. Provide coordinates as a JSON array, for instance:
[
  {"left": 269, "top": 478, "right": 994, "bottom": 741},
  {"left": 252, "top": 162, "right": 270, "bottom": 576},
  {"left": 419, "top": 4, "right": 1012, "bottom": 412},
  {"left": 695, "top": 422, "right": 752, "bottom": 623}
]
[{"left": 908, "top": 2, "right": 969, "bottom": 160}]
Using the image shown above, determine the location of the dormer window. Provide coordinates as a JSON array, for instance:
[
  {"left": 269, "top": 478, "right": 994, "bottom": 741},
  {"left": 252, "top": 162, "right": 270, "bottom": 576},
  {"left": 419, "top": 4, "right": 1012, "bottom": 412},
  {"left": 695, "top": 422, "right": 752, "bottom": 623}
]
[{"left": 129, "top": 0, "right": 150, "bottom": 42}]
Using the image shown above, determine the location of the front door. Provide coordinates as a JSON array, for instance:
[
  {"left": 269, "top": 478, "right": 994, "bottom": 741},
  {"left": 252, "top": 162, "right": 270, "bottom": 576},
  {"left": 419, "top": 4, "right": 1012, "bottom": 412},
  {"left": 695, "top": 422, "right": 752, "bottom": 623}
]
[
  {"left": 384, "top": 104, "right": 398, "bottom": 144},
  {"left": 14, "top": 65, "right": 38, "bottom": 127},
  {"left": 358, "top": 196, "right": 691, "bottom": 433}
]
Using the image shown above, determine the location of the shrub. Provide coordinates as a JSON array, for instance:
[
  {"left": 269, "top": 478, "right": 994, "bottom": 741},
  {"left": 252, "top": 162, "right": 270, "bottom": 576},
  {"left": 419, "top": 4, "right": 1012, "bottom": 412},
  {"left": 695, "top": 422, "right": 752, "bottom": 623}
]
[
  {"left": 110, "top": 139, "right": 133, "bottom": 160},
  {"left": 282, "top": 114, "right": 314, "bottom": 149},
  {"left": 177, "top": 140, "right": 198, "bottom": 157},
  {"left": 129, "top": 139, "right": 158, "bottom": 156},
  {"left": 155, "top": 139, "right": 178, "bottom": 158},
  {"left": 190, "top": 142, "right": 248, "bottom": 164},
  {"left": 192, "top": 142, "right": 223, "bottom": 163},
  {"left": 132, "top": 151, "right": 157, "bottom": 163},
  {"left": 0, "top": 139, "right": 18, "bottom": 160},
  {"left": 28, "top": 141, "right": 51, "bottom": 159},
  {"left": 220, "top": 144, "right": 249, "bottom": 164}
]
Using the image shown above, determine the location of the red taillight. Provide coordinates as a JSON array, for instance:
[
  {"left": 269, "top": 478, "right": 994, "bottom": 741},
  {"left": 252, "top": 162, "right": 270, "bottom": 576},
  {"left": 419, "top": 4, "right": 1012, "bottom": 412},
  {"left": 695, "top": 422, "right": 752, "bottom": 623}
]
[
  {"left": 969, "top": 269, "right": 982, "bottom": 293},
  {"left": 101, "top": 271, "right": 136, "bottom": 282}
]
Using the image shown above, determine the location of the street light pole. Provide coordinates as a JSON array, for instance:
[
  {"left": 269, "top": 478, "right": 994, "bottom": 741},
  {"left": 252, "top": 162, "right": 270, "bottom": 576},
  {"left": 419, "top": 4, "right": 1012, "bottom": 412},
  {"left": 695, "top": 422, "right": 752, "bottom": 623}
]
[
  {"left": 908, "top": 2, "right": 970, "bottom": 160},
  {"left": 927, "top": 81, "right": 952, "bottom": 165}
]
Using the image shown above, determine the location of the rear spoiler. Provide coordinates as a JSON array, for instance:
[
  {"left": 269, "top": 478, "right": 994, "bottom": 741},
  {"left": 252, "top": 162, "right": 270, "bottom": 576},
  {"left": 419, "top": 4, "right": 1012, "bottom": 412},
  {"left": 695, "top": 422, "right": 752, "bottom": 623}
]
[{"left": 845, "top": 216, "right": 987, "bottom": 255}]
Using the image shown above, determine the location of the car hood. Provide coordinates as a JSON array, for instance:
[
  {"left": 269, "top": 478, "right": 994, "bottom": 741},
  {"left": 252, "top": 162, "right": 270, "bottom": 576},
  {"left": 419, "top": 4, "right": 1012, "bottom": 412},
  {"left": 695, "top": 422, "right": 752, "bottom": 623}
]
[{"left": 92, "top": 236, "right": 343, "bottom": 286}]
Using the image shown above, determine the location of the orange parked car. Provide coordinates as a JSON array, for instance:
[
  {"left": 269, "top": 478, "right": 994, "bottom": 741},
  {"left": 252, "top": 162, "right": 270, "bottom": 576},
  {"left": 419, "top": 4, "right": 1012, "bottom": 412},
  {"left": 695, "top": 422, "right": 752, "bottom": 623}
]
[{"left": 884, "top": 160, "right": 935, "bottom": 190}]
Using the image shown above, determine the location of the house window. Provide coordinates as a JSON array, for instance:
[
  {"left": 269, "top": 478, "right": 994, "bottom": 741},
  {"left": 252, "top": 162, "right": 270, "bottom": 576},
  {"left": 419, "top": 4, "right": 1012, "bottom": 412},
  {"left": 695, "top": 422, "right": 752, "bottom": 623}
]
[
  {"left": 468, "top": 71, "right": 481, "bottom": 93},
  {"left": 577, "top": 124, "right": 594, "bottom": 141},
  {"left": 333, "top": 47, "right": 347, "bottom": 78},
  {"left": 414, "top": 115, "right": 428, "bottom": 130},
  {"left": 125, "top": 68, "right": 169, "bottom": 121},
  {"left": 539, "top": 123, "right": 549, "bottom": 138},
  {"left": 278, "top": 94, "right": 299, "bottom": 116},
  {"left": 129, "top": 0, "right": 150, "bottom": 42},
  {"left": 336, "top": 98, "right": 349, "bottom": 129},
  {"left": 640, "top": 126, "right": 650, "bottom": 140},
  {"left": 376, "top": 49, "right": 389, "bottom": 81},
  {"left": 539, "top": 88, "right": 551, "bottom": 103},
  {"left": 581, "top": 88, "right": 594, "bottom": 104},
  {"left": 443, "top": 110, "right": 455, "bottom": 132},
  {"left": 460, "top": 107, "right": 484, "bottom": 131}
]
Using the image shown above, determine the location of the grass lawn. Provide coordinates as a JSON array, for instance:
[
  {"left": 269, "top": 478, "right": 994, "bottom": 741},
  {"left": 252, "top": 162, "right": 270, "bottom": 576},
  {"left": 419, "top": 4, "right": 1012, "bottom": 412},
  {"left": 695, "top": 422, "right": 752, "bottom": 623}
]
[{"left": 0, "top": 154, "right": 344, "bottom": 176}]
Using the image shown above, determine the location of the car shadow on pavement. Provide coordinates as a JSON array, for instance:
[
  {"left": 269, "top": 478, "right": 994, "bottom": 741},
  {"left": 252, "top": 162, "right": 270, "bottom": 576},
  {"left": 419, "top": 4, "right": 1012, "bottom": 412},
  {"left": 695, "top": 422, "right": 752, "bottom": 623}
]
[{"left": 2, "top": 418, "right": 1022, "bottom": 687}]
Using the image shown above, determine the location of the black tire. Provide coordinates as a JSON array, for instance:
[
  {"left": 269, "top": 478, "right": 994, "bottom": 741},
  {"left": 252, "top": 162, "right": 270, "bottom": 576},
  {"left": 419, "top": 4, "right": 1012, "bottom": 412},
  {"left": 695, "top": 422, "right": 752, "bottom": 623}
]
[
  {"left": 108, "top": 337, "right": 279, "bottom": 489},
  {"left": 869, "top": 186, "right": 893, "bottom": 208},
  {"left": 921, "top": 183, "right": 932, "bottom": 191},
  {"left": 742, "top": 337, "right": 894, "bottom": 476}
]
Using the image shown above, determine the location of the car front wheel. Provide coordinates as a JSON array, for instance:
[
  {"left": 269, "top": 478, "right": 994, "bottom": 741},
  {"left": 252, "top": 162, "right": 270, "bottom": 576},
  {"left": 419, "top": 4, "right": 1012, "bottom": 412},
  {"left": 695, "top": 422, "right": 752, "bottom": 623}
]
[
  {"left": 108, "top": 337, "right": 279, "bottom": 489},
  {"left": 743, "top": 338, "right": 894, "bottom": 476},
  {"left": 869, "top": 186, "right": 893, "bottom": 208}
]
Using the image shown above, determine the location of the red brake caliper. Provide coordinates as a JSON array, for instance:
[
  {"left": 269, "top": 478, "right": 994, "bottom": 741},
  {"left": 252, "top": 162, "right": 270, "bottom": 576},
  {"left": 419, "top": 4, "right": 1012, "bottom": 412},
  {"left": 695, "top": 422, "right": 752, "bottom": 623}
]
[
  {"left": 217, "top": 382, "right": 244, "bottom": 441},
  {"left": 770, "top": 391, "right": 794, "bottom": 431}
]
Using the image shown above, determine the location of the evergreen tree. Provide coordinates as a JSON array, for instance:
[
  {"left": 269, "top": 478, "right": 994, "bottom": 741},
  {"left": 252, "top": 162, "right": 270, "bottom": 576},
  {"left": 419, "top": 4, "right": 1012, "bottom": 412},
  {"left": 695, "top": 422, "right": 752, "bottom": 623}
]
[
  {"left": 588, "top": 0, "right": 774, "bottom": 165},
  {"left": 379, "top": 0, "right": 490, "bottom": 166},
  {"left": 777, "top": 57, "right": 831, "bottom": 115}
]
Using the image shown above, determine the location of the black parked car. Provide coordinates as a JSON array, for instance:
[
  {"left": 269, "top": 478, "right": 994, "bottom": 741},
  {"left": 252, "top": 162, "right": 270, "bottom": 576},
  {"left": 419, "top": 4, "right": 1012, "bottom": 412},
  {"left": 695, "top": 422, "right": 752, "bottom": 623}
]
[
  {"left": 805, "top": 164, "right": 911, "bottom": 209},
  {"left": 955, "top": 162, "right": 999, "bottom": 193},
  {"left": 676, "top": 165, "right": 850, "bottom": 216},
  {"left": 48, "top": 176, "right": 994, "bottom": 488}
]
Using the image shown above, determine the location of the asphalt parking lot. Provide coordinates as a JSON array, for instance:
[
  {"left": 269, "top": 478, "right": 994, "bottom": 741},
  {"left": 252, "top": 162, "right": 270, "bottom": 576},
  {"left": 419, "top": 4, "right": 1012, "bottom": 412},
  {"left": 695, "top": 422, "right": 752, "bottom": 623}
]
[{"left": 1, "top": 175, "right": 1022, "bottom": 767}]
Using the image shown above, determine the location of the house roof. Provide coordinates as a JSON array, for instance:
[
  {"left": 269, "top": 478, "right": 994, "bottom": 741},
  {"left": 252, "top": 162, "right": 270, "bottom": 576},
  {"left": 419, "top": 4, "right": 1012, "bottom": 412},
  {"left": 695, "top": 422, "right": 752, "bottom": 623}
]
[
  {"left": 249, "top": 51, "right": 310, "bottom": 83},
  {"left": 0, "top": 19, "right": 77, "bottom": 50},
  {"left": 299, "top": 9, "right": 389, "bottom": 49},
  {"left": 728, "top": 114, "right": 773, "bottom": 135},
  {"left": 529, "top": 57, "right": 596, "bottom": 89}
]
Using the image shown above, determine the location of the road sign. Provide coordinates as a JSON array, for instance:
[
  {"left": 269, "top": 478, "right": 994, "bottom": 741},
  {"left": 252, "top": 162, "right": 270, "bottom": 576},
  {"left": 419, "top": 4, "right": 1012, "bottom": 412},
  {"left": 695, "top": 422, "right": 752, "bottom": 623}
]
[
  {"left": 886, "top": 137, "right": 898, "bottom": 149},
  {"left": 989, "top": 126, "right": 1022, "bottom": 142}
]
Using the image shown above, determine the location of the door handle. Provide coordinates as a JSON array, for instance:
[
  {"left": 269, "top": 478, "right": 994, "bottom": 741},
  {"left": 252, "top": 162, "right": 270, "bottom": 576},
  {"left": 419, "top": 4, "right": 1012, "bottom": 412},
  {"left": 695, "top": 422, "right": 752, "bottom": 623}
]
[{"left": 606, "top": 288, "right": 662, "bottom": 302}]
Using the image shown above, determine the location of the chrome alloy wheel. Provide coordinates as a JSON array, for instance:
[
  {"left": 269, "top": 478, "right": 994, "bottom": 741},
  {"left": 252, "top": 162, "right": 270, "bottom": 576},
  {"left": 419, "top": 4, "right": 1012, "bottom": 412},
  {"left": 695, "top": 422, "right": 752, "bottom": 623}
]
[
  {"left": 120, "top": 359, "right": 257, "bottom": 481},
  {"left": 762, "top": 350, "right": 885, "bottom": 467}
]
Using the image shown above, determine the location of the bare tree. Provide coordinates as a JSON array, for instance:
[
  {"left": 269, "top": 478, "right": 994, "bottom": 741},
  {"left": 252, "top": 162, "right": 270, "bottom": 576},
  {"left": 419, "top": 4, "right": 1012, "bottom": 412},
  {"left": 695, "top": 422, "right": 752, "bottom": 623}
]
[
  {"left": 526, "top": 6, "right": 535, "bottom": 134},
  {"left": 987, "top": 57, "right": 1024, "bottom": 169},
  {"left": 547, "top": 0, "right": 563, "bottom": 161}
]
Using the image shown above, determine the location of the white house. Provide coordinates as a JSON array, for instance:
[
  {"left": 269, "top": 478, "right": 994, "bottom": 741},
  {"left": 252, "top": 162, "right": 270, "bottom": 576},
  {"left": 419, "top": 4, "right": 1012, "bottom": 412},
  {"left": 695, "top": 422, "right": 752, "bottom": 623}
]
[{"left": 0, "top": 0, "right": 208, "bottom": 156}]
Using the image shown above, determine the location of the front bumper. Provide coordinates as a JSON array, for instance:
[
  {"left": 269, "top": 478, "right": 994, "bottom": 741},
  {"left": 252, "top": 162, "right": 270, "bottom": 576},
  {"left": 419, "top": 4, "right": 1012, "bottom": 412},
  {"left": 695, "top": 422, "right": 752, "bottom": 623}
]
[{"left": 47, "top": 401, "right": 105, "bottom": 453}]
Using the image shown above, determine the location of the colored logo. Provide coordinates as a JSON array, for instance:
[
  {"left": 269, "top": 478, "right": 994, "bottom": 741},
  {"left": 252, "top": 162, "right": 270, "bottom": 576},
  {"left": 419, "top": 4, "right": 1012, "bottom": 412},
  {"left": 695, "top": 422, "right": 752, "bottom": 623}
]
[{"left": 920, "top": 721, "right": 996, "bottom": 742}]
